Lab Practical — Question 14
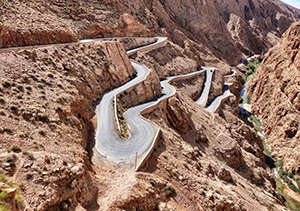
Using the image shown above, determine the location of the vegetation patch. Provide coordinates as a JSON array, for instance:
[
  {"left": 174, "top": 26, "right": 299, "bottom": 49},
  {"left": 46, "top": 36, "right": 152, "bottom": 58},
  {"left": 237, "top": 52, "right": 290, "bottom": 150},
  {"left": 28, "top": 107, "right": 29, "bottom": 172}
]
[
  {"left": 276, "top": 178, "right": 300, "bottom": 210},
  {"left": 243, "top": 54, "right": 264, "bottom": 81},
  {"left": 114, "top": 98, "right": 130, "bottom": 139},
  {"left": 0, "top": 174, "right": 23, "bottom": 210},
  {"left": 248, "top": 115, "right": 263, "bottom": 131},
  {"left": 245, "top": 95, "right": 251, "bottom": 104}
]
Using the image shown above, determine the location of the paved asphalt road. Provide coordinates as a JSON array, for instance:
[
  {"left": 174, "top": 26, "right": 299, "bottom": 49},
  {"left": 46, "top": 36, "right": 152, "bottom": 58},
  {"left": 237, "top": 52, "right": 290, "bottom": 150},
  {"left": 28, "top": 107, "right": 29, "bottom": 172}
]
[
  {"left": 95, "top": 38, "right": 168, "bottom": 163},
  {"left": 196, "top": 67, "right": 215, "bottom": 107},
  {"left": 205, "top": 83, "right": 234, "bottom": 113},
  {"left": 95, "top": 54, "right": 209, "bottom": 163},
  {"left": 95, "top": 38, "right": 235, "bottom": 164}
]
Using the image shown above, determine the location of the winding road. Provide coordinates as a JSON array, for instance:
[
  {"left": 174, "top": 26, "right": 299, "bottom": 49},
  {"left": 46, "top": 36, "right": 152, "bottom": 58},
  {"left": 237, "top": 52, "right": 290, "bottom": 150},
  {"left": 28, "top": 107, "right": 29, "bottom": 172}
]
[
  {"left": 95, "top": 37, "right": 236, "bottom": 168},
  {"left": 95, "top": 38, "right": 169, "bottom": 164},
  {"left": 196, "top": 67, "right": 214, "bottom": 107},
  {"left": 205, "top": 83, "right": 234, "bottom": 113},
  {"left": 195, "top": 68, "right": 234, "bottom": 113},
  {"left": 95, "top": 59, "right": 212, "bottom": 164},
  {"left": 0, "top": 35, "right": 235, "bottom": 169}
]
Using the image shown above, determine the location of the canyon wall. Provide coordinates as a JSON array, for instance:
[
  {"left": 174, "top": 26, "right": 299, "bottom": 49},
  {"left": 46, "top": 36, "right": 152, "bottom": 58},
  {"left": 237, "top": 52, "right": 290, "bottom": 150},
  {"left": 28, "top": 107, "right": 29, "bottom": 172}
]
[
  {"left": 248, "top": 21, "right": 300, "bottom": 174},
  {"left": 1, "top": 0, "right": 300, "bottom": 66}
]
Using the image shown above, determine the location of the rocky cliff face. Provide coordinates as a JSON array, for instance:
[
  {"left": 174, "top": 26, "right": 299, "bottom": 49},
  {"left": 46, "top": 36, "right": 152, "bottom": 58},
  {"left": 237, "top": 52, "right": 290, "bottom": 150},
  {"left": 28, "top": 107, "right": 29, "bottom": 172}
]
[
  {"left": 217, "top": 0, "right": 300, "bottom": 54},
  {"left": 248, "top": 21, "right": 300, "bottom": 174}
]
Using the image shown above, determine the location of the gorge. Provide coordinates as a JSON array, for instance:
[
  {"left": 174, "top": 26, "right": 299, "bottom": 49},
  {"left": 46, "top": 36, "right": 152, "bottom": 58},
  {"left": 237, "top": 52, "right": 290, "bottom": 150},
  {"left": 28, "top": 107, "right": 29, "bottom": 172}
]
[{"left": 1, "top": 0, "right": 300, "bottom": 210}]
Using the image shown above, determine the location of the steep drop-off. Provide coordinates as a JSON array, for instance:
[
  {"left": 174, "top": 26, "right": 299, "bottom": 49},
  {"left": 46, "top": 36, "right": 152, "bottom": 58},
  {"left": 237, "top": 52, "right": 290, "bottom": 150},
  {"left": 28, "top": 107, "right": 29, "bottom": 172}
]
[{"left": 248, "top": 21, "right": 300, "bottom": 174}]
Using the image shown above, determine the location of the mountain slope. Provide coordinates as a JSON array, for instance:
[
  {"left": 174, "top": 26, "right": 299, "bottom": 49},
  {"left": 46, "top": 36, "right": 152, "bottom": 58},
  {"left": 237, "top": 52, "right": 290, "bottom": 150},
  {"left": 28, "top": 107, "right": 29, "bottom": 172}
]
[{"left": 1, "top": 0, "right": 300, "bottom": 65}]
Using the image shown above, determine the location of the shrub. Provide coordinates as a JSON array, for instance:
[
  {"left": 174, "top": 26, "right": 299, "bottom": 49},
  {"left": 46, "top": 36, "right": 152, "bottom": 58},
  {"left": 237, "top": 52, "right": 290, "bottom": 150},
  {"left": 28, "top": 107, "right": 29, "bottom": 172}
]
[
  {"left": 1, "top": 79, "right": 10, "bottom": 88},
  {"left": 149, "top": 178, "right": 156, "bottom": 186},
  {"left": 247, "top": 62, "right": 256, "bottom": 71},
  {"left": 10, "top": 105, "right": 18, "bottom": 113},
  {"left": 0, "top": 204, "right": 9, "bottom": 211},
  {"left": 15, "top": 191, "right": 23, "bottom": 207},
  {"left": 47, "top": 73, "right": 54, "bottom": 78},
  {"left": 245, "top": 95, "right": 251, "bottom": 104},
  {"left": 0, "top": 110, "right": 6, "bottom": 116},
  {"left": 22, "top": 151, "right": 34, "bottom": 160},
  {"left": 22, "top": 54, "right": 29, "bottom": 60},
  {"left": 11, "top": 87, "right": 18, "bottom": 94},
  {"left": 245, "top": 69, "right": 254, "bottom": 76},
  {"left": 16, "top": 93, "right": 23, "bottom": 99},
  {"left": 25, "top": 85, "right": 32, "bottom": 91},
  {"left": 62, "top": 160, "right": 67, "bottom": 166},
  {"left": 26, "top": 173, "right": 33, "bottom": 180},
  {"left": 16, "top": 84, "right": 24, "bottom": 92},
  {"left": 21, "top": 74, "right": 29, "bottom": 82},
  {"left": 3, "top": 127, "right": 13, "bottom": 134},
  {"left": 36, "top": 83, "right": 43, "bottom": 89},
  {"left": 38, "top": 129, "right": 46, "bottom": 136},
  {"left": 289, "top": 183, "right": 299, "bottom": 192},
  {"left": 6, "top": 155, "right": 14, "bottom": 163},
  {"left": 57, "top": 83, "right": 63, "bottom": 89},
  {"left": 0, "top": 190, "right": 9, "bottom": 200},
  {"left": 277, "top": 160, "right": 284, "bottom": 168},
  {"left": 167, "top": 184, "right": 175, "bottom": 193},
  {"left": 10, "top": 145, "right": 21, "bottom": 153},
  {"left": 288, "top": 172, "right": 294, "bottom": 179},
  {"left": 44, "top": 155, "right": 50, "bottom": 164},
  {"left": 29, "top": 74, "right": 38, "bottom": 81}
]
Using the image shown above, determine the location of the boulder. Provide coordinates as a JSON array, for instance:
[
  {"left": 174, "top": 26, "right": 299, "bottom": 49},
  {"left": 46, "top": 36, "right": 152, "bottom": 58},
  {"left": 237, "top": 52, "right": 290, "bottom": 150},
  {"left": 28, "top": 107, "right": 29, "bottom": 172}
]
[{"left": 218, "top": 168, "right": 232, "bottom": 182}]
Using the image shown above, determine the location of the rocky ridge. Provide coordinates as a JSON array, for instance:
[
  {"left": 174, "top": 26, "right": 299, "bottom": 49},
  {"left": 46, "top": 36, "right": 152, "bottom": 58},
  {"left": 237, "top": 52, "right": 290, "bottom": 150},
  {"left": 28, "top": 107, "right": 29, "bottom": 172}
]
[
  {"left": 133, "top": 67, "right": 286, "bottom": 210},
  {"left": 1, "top": 0, "right": 300, "bottom": 66}
]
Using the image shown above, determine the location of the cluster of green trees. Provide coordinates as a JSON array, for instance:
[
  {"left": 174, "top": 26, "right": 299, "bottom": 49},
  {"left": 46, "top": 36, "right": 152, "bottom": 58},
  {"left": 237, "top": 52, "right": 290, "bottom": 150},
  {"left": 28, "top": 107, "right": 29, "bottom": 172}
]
[
  {"left": 243, "top": 54, "right": 264, "bottom": 81},
  {"left": 277, "top": 161, "right": 300, "bottom": 193}
]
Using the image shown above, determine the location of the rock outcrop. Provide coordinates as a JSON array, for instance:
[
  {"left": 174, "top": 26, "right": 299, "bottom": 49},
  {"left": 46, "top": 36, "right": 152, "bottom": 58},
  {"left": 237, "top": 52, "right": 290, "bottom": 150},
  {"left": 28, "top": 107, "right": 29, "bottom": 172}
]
[
  {"left": 166, "top": 96, "right": 191, "bottom": 134},
  {"left": 217, "top": 0, "right": 300, "bottom": 55},
  {"left": 248, "top": 21, "right": 300, "bottom": 174},
  {"left": 117, "top": 67, "right": 162, "bottom": 111}
]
